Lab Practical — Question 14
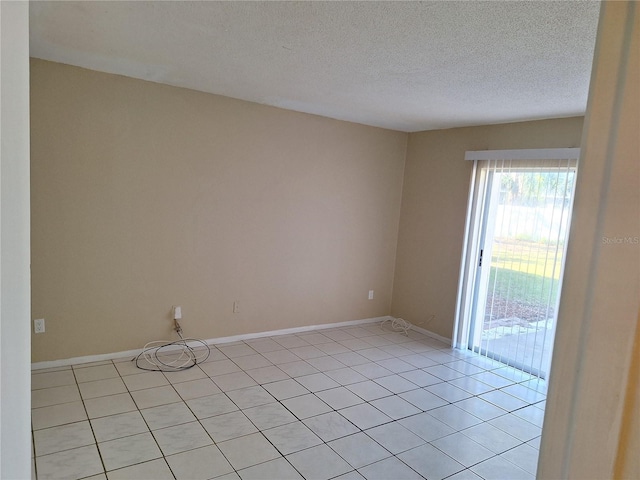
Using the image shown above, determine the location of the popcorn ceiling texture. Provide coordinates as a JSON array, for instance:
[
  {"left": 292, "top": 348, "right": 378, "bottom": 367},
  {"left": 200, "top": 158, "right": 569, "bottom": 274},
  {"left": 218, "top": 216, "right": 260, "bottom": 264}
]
[{"left": 29, "top": 1, "right": 600, "bottom": 132}]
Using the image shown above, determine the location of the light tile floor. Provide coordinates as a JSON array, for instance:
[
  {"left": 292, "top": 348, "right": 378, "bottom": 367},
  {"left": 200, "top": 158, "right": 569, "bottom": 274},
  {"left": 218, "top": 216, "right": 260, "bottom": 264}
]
[{"left": 31, "top": 324, "right": 547, "bottom": 480}]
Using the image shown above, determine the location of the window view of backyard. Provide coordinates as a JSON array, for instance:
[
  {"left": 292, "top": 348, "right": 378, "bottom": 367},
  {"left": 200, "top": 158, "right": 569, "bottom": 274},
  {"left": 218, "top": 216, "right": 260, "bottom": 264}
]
[{"left": 487, "top": 239, "right": 562, "bottom": 324}]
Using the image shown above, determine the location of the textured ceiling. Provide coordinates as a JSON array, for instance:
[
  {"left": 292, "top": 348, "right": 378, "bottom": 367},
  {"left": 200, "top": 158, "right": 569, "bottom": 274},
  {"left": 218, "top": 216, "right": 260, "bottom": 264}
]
[{"left": 29, "top": 1, "right": 601, "bottom": 132}]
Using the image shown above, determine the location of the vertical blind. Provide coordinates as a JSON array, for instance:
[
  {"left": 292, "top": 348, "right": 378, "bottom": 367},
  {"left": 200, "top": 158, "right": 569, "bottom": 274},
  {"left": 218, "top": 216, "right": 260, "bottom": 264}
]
[{"left": 457, "top": 149, "right": 579, "bottom": 379}]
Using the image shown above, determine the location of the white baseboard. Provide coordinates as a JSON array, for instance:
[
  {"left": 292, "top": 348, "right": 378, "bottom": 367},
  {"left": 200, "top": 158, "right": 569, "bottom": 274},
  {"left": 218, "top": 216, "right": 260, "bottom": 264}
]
[
  {"left": 32, "top": 348, "right": 144, "bottom": 371},
  {"left": 204, "top": 316, "right": 390, "bottom": 345},
  {"left": 31, "top": 315, "right": 391, "bottom": 371},
  {"left": 410, "top": 324, "right": 452, "bottom": 346}
]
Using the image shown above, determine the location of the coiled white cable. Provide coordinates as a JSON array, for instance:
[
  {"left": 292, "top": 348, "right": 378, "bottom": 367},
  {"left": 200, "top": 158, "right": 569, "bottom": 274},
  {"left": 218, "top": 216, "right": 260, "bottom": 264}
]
[
  {"left": 133, "top": 321, "right": 210, "bottom": 371},
  {"left": 380, "top": 316, "right": 412, "bottom": 335}
]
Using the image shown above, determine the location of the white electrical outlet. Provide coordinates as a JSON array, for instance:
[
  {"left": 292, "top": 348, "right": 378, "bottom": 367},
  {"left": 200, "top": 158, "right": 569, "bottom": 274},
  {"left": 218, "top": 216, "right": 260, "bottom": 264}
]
[
  {"left": 233, "top": 301, "right": 240, "bottom": 313},
  {"left": 368, "top": 290, "right": 374, "bottom": 300},
  {"left": 34, "top": 318, "right": 45, "bottom": 334}
]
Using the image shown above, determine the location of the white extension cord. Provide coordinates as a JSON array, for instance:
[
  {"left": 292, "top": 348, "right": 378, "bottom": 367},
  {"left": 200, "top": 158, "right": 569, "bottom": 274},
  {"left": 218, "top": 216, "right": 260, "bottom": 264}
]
[
  {"left": 133, "top": 319, "right": 210, "bottom": 372},
  {"left": 380, "top": 316, "right": 412, "bottom": 335}
]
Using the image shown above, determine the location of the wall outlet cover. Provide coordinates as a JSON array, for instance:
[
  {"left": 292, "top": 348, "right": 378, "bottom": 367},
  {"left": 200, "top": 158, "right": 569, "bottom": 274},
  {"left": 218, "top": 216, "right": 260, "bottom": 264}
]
[{"left": 34, "top": 318, "right": 45, "bottom": 334}]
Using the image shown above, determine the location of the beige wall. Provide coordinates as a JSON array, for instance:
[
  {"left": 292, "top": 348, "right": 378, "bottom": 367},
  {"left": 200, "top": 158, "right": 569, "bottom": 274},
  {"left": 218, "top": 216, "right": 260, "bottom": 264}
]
[
  {"left": 539, "top": 2, "right": 639, "bottom": 478},
  {"left": 30, "top": 59, "right": 590, "bottom": 365},
  {"left": 30, "top": 59, "right": 407, "bottom": 362},
  {"left": 391, "top": 117, "right": 584, "bottom": 339}
]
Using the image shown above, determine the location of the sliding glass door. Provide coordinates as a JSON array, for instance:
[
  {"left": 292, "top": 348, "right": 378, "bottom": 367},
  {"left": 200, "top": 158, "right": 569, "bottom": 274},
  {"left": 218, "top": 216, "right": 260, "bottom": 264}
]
[{"left": 456, "top": 150, "right": 578, "bottom": 378}]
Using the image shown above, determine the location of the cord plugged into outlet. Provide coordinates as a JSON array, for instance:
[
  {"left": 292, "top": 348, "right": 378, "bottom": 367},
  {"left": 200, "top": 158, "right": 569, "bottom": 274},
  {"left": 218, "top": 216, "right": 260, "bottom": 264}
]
[
  {"left": 173, "top": 306, "right": 183, "bottom": 335},
  {"left": 131, "top": 305, "right": 210, "bottom": 372}
]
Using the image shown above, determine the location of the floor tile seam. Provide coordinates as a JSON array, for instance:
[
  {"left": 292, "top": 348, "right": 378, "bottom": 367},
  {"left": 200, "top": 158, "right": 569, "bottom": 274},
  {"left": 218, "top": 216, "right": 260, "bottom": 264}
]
[
  {"left": 216, "top": 427, "right": 299, "bottom": 474},
  {"left": 31, "top": 412, "right": 91, "bottom": 432},
  {"left": 125, "top": 366, "right": 185, "bottom": 410},
  {"left": 442, "top": 384, "right": 496, "bottom": 397},
  {"left": 372, "top": 378, "right": 432, "bottom": 394},
  {"left": 359, "top": 426, "right": 426, "bottom": 455},
  {"left": 472, "top": 389, "right": 532, "bottom": 410},
  {"left": 446, "top": 372, "right": 496, "bottom": 386},
  {"left": 441, "top": 470, "right": 475, "bottom": 480},
  {"left": 492, "top": 442, "right": 539, "bottom": 474},
  {"left": 312, "top": 435, "right": 392, "bottom": 474},
  {"left": 139, "top": 416, "right": 197, "bottom": 469},
  {"left": 442, "top": 391, "right": 484, "bottom": 406},
  {"left": 457, "top": 422, "right": 525, "bottom": 453},
  {"left": 335, "top": 342, "right": 373, "bottom": 352},
  {"left": 32, "top": 430, "right": 100, "bottom": 459},
  {"left": 30, "top": 424, "right": 38, "bottom": 479},
  {"left": 218, "top": 340, "right": 261, "bottom": 358},
  {"left": 203, "top": 422, "right": 263, "bottom": 447},
  {"left": 337, "top": 403, "right": 401, "bottom": 431},
  {"left": 483, "top": 417, "right": 542, "bottom": 443},
  {"left": 198, "top": 352, "right": 234, "bottom": 366},
  {"left": 244, "top": 344, "right": 291, "bottom": 355},
  {"left": 371, "top": 451, "right": 432, "bottom": 480},
  {"left": 492, "top": 370, "right": 539, "bottom": 383},
  {"left": 229, "top": 353, "right": 278, "bottom": 370},
  {"left": 163, "top": 366, "right": 217, "bottom": 385},
  {"left": 235, "top": 453, "right": 305, "bottom": 479},
  {"left": 133, "top": 414, "right": 199, "bottom": 436},
  {"left": 425, "top": 403, "right": 485, "bottom": 428},
  {"left": 447, "top": 391, "right": 543, "bottom": 420},
  {"left": 497, "top": 383, "right": 547, "bottom": 400},
  {"left": 31, "top": 393, "right": 85, "bottom": 410},
  {"left": 303, "top": 390, "right": 395, "bottom": 424},
  {"left": 296, "top": 338, "right": 336, "bottom": 346},
  {"left": 259, "top": 422, "right": 342, "bottom": 461},
  {"left": 272, "top": 337, "right": 313, "bottom": 349},
  {"left": 418, "top": 438, "right": 494, "bottom": 472},
  {"left": 158, "top": 429, "right": 235, "bottom": 478},
  {"left": 77, "top": 375, "right": 109, "bottom": 479},
  {"left": 428, "top": 432, "right": 506, "bottom": 469},
  {"left": 99, "top": 452, "right": 170, "bottom": 477},
  {"left": 31, "top": 365, "right": 73, "bottom": 376},
  {"left": 217, "top": 371, "right": 310, "bottom": 394},
  {"left": 33, "top": 446, "right": 105, "bottom": 480},
  {"left": 480, "top": 388, "right": 544, "bottom": 411},
  {"left": 516, "top": 384, "right": 548, "bottom": 395},
  {"left": 466, "top": 454, "right": 534, "bottom": 479},
  {"left": 509, "top": 416, "right": 544, "bottom": 430},
  {"left": 72, "top": 359, "right": 117, "bottom": 368},
  {"left": 74, "top": 373, "right": 122, "bottom": 384},
  {"left": 30, "top": 380, "right": 78, "bottom": 391},
  {"left": 487, "top": 405, "right": 542, "bottom": 429},
  {"left": 280, "top": 394, "right": 335, "bottom": 420}
]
